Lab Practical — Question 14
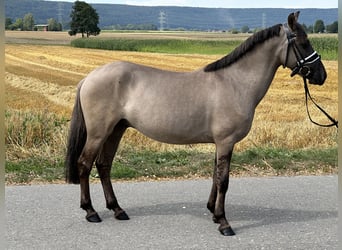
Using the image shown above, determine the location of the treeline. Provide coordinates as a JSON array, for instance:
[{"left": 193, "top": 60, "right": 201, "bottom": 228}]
[
  {"left": 222, "top": 19, "right": 338, "bottom": 34},
  {"left": 302, "top": 20, "right": 338, "bottom": 33},
  {"left": 105, "top": 24, "right": 158, "bottom": 31},
  {"left": 5, "top": 13, "right": 62, "bottom": 31},
  {"left": 100, "top": 19, "right": 338, "bottom": 33}
]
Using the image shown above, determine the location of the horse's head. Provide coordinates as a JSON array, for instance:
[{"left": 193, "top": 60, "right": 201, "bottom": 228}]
[{"left": 283, "top": 11, "right": 327, "bottom": 85}]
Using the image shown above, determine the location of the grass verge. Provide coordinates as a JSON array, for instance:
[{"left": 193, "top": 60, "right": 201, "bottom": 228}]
[{"left": 5, "top": 146, "right": 337, "bottom": 185}]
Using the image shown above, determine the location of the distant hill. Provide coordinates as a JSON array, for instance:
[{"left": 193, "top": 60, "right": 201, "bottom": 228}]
[{"left": 5, "top": 0, "right": 338, "bottom": 31}]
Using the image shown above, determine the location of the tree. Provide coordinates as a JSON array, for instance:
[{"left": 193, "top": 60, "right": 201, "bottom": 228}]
[
  {"left": 11, "top": 18, "right": 23, "bottom": 30},
  {"left": 301, "top": 23, "right": 311, "bottom": 33},
  {"left": 241, "top": 25, "right": 250, "bottom": 33},
  {"left": 48, "top": 18, "right": 62, "bottom": 31},
  {"left": 5, "top": 18, "right": 13, "bottom": 30},
  {"left": 326, "top": 21, "right": 338, "bottom": 33},
  {"left": 69, "top": 1, "right": 100, "bottom": 38},
  {"left": 231, "top": 28, "right": 239, "bottom": 34},
  {"left": 23, "top": 13, "right": 35, "bottom": 31},
  {"left": 313, "top": 19, "right": 325, "bottom": 33}
]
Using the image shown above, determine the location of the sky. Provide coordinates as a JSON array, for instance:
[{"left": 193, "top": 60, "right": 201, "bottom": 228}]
[{"left": 48, "top": 0, "right": 337, "bottom": 9}]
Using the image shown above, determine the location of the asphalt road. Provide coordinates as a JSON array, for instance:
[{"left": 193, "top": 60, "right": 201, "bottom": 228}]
[{"left": 6, "top": 176, "right": 337, "bottom": 249}]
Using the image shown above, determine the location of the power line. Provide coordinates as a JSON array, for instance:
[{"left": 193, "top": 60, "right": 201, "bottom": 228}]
[
  {"left": 57, "top": 2, "right": 63, "bottom": 24},
  {"left": 159, "top": 11, "right": 166, "bottom": 31},
  {"left": 262, "top": 13, "right": 266, "bottom": 29}
]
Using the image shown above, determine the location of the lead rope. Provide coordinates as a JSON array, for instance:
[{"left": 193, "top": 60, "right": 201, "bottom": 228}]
[{"left": 303, "top": 77, "right": 338, "bottom": 128}]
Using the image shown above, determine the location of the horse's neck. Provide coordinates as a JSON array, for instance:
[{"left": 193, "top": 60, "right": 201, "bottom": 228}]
[{"left": 225, "top": 38, "right": 283, "bottom": 107}]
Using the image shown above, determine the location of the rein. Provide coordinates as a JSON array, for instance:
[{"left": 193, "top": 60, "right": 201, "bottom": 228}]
[
  {"left": 303, "top": 77, "right": 338, "bottom": 128},
  {"left": 283, "top": 24, "right": 338, "bottom": 128}
]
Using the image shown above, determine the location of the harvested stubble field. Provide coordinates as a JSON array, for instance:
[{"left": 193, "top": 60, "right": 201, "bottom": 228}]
[{"left": 5, "top": 31, "right": 338, "bottom": 183}]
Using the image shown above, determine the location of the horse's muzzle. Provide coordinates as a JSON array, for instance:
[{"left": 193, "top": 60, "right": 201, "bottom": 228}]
[{"left": 308, "top": 67, "right": 327, "bottom": 85}]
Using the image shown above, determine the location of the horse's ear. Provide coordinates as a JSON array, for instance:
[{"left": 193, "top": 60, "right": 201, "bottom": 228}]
[
  {"left": 288, "top": 11, "right": 300, "bottom": 31},
  {"left": 294, "top": 11, "right": 300, "bottom": 21}
]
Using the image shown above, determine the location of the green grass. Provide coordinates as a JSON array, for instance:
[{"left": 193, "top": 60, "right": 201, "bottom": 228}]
[
  {"left": 6, "top": 158, "right": 65, "bottom": 184},
  {"left": 70, "top": 36, "right": 337, "bottom": 60},
  {"left": 6, "top": 146, "right": 337, "bottom": 184},
  {"left": 232, "top": 147, "right": 337, "bottom": 173},
  {"left": 71, "top": 38, "right": 242, "bottom": 55},
  {"left": 105, "top": 148, "right": 213, "bottom": 179},
  {"left": 310, "top": 37, "right": 338, "bottom": 60}
]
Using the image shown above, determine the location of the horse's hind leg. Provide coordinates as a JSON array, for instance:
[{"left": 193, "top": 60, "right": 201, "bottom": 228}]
[
  {"left": 96, "top": 122, "right": 129, "bottom": 220},
  {"left": 78, "top": 138, "right": 104, "bottom": 223}
]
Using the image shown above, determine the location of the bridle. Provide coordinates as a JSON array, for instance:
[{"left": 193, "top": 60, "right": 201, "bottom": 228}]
[
  {"left": 283, "top": 23, "right": 321, "bottom": 78},
  {"left": 283, "top": 24, "right": 338, "bottom": 128}
]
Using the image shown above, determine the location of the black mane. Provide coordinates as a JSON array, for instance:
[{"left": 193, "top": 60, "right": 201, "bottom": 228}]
[{"left": 204, "top": 24, "right": 282, "bottom": 72}]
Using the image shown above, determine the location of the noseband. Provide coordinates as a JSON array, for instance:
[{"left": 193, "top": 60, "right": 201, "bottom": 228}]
[
  {"left": 282, "top": 24, "right": 338, "bottom": 128},
  {"left": 283, "top": 24, "right": 321, "bottom": 78},
  {"left": 290, "top": 50, "right": 320, "bottom": 77}
]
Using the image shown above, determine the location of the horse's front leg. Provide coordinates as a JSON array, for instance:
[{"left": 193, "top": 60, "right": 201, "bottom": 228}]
[
  {"left": 207, "top": 153, "right": 217, "bottom": 214},
  {"left": 208, "top": 145, "right": 235, "bottom": 236}
]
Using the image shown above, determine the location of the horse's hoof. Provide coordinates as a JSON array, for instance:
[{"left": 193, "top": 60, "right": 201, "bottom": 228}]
[
  {"left": 219, "top": 226, "right": 235, "bottom": 236},
  {"left": 115, "top": 210, "right": 130, "bottom": 220},
  {"left": 86, "top": 212, "right": 102, "bottom": 223}
]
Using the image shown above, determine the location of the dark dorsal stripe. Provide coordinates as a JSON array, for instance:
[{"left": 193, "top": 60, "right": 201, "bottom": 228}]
[{"left": 204, "top": 24, "right": 282, "bottom": 72}]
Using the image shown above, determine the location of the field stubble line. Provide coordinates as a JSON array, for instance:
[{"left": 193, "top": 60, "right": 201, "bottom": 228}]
[
  {"left": 5, "top": 72, "right": 76, "bottom": 109},
  {"left": 6, "top": 53, "right": 87, "bottom": 77}
]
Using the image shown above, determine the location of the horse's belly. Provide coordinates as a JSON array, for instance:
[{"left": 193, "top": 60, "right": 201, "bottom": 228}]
[
  {"left": 136, "top": 128, "right": 214, "bottom": 144},
  {"left": 127, "top": 113, "right": 213, "bottom": 144}
]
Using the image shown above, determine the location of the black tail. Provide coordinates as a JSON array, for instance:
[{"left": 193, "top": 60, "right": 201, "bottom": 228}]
[{"left": 65, "top": 83, "right": 86, "bottom": 184}]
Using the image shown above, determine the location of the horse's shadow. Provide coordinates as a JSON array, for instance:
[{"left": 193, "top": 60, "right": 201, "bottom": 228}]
[{"left": 99, "top": 201, "right": 337, "bottom": 233}]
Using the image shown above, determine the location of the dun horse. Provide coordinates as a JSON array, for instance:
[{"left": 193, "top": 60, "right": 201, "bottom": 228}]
[{"left": 65, "top": 12, "right": 326, "bottom": 236}]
